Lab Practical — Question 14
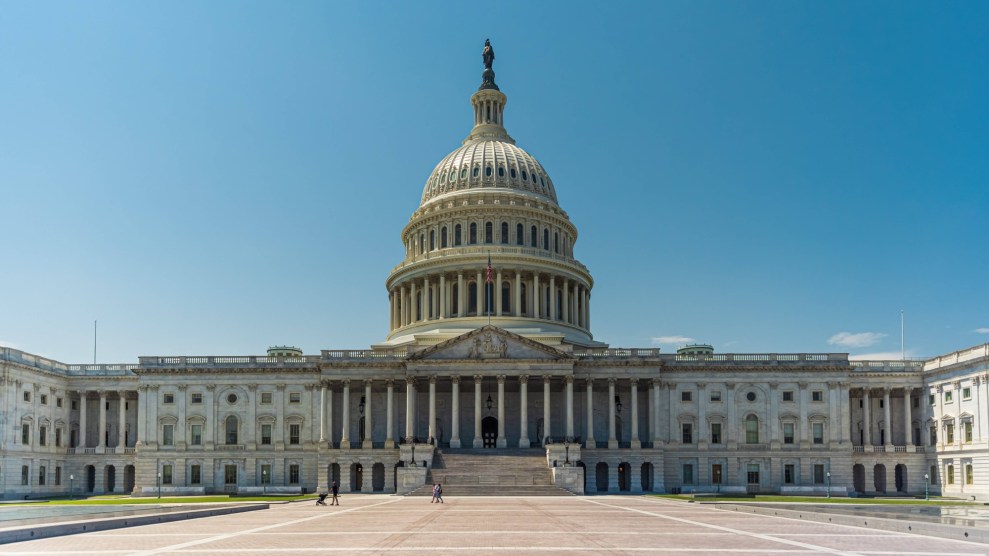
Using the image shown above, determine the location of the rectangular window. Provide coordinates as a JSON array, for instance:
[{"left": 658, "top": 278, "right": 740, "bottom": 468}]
[
  {"left": 912, "top": 397, "right": 919, "bottom": 408},
  {"left": 289, "top": 424, "right": 301, "bottom": 445},
  {"left": 191, "top": 424, "right": 203, "bottom": 446},
  {"left": 57, "top": 397, "right": 63, "bottom": 408},
  {"left": 966, "top": 464, "right": 974, "bottom": 485},
  {"left": 162, "top": 464, "right": 173, "bottom": 485},
  {"left": 782, "top": 391, "right": 793, "bottom": 402},
  {"left": 21, "top": 465, "right": 29, "bottom": 486},
  {"left": 191, "top": 392, "right": 203, "bottom": 404},
  {"left": 814, "top": 464, "right": 825, "bottom": 484},
  {"left": 946, "top": 423, "right": 955, "bottom": 444},
  {"left": 963, "top": 387, "right": 972, "bottom": 400},
  {"left": 930, "top": 465, "right": 938, "bottom": 484},
  {"left": 930, "top": 426, "right": 937, "bottom": 446},
  {"left": 710, "top": 391, "right": 721, "bottom": 402},
  {"left": 945, "top": 391, "right": 953, "bottom": 404},
  {"left": 681, "top": 391, "right": 692, "bottom": 402},
  {"left": 289, "top": 392, "right": 301, "bottom": 403},
  {"left": 783, "top": 423, "right": 794, "bottom": 444},
  {"left": 163, "top": 393, "right": 175, "bottom": 404},
  {"left": 681, "top": 423, "right": 693, "bottom": 444},
  {"left": 710, "top": 423, "right": 722, "bottom": 444},
  {"left": 55, "top": 428, "right": 62, "bottom": 447},
  {"left": 39, "top": 426, "right": 47, "bottom": 446},
  {"left": 289, "top": 464, "right": 300, "bottom": 484},
  {"left": 261, "top": 424, "right": 272, "bottom": 445},
  {"left": 929, "top": 393, "right": 935, "bottom": 406},
  {"left": 747, "top": 464, "right": 760, "bottom": 485},
  {"left": 55, "top": 466, "right": 62, "bottom": 486},
  {"left": 162, "top": 424, "right": 174, "bottom": 446},
  {"left": 39, "top": 465, "right": 46, "bottom": 486},
  {"left": 682, "top": 464, "right": 694, "bottom": 485},
  {"left": 225, "top": 465, "right": 237, "bottom": 485},
  {"left": 812, "top": 391, "right": 823, "bottom": 402},
  {"left": 947, "top": 464, "right": 955, "bottom": 485},
  {"left": 72, "top": 400, "right": 78, "bottom": 410},
  {"left": 40, "top": 394, "right": 48, "bottom": 405},
  {"left": 813, "top": 423, "right": 824, "bottom": 444},
  {"left": 261, "top": 464, "right": 272, "bottom": 484},
  {"left": 22, "top": 424, "right": 30, "bottom": 445},
  {"left": 261, "top": 392, "right": 273, "bottom": 404},
  {"left": 711, "top": 464, "right": 722, "bottom": 485},
  {"left": 784, "top": 464, "right": 795, "bottom": 484},
  {"left": 746, "top": 418, "right": 759, "bottom": 444},
  {"left": 964, "top": 422, "right": 973, "bottom": 443},
  {"left": 191, "top": 465, "right": 202, "bottom": 485},
  {"left": 23, "top": 391, "right": 31, "bottom": 402}
]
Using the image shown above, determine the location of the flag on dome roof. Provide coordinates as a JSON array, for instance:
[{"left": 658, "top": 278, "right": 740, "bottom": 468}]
[{"left": 486, "top": 255, "right": 493, "bottom": 283}]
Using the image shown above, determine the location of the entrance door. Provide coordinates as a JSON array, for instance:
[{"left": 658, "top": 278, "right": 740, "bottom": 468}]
[
  {"left": 224, "top": 465, "right": 238, "bottom": 492},
  {"left": 481, "top": 416, "right": 497, "bottom": 448},
  {"left": 746, "top": 464, "right": 760, "bottom": 494}
]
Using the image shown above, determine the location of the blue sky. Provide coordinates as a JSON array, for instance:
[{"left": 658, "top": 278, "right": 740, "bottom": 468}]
[{"left": 1, "top": 2, "right": 987, "bottom": 363}]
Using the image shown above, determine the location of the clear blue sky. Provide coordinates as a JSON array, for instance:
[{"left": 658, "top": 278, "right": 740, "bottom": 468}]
[{"left": 2, "top": 2, "right": 987, "bottom": 363}]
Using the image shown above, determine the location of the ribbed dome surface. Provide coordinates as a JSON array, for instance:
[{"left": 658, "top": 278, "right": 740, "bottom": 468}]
[{"left": 420, "top": 140, "right": 558, "bottom": 207}]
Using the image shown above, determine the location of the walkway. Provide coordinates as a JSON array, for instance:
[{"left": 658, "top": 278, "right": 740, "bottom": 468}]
[{"left": 1, "top": 496, "right": 986, "bottom": 555}]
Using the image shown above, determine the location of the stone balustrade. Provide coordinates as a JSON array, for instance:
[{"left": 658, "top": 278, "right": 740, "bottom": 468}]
[{"left": 390, "top": 245, "right": 590, "bottom": 275}]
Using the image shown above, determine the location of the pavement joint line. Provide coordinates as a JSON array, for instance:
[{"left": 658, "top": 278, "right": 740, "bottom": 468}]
[
  {"left": 133, "top": 549, "right": 824, "bottom": 554},
  {"left": 580, "top": 497, "right": 864, "bottom": 556},
  {"left": 121, "top": 498, "right": 401, "bottom": 556}
]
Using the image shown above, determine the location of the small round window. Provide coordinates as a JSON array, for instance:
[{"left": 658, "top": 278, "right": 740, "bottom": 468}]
[
  {"left": 746, "top": 392, "right": 756, "bottom": 402},
  {"left": 227, "top": 393, "right": 238, "bottom": 404}
]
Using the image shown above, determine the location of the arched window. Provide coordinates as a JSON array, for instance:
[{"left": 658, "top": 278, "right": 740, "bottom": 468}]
[
  {"left": 498, "top": 166, "right": 505, "bottom": 177},
  {"left": 485, "top": 166, "right": 492, "bottom": 177},
  {"left": 522, "top": 170, "right": 528, "bottom": 180},
  {"left": 501, "top": 281, "right": 511, "bottom": 313},
  {"left": 441, "top": 227, "right": 448, "bottom": 248},
  {"left": 484, "top": 222, "right": 493, "bottom": 244},
  {"left": 554, "top": 232, "right": 559, "bottom": 253},
  {"left": 516, "top": 224, "right": 524, "bottom": 246},
  {"left": 472, "top": 167, "right": 479, "bottom": 178},
  {"left": 429, "top": 230, "right": 435, "bottom": 251},
  {"left": 469, "top": 223, "right": 477, "bottom": 244},
  {"left": 510, "top": 168, "right": 517, "bottom": 178},
  {"left": 225, "top": 416, "right": 238, "bottom": 445},
  {"left": 500, "top": 222, "right": 509, "bottom": 244},
  {"left": 420, "top": 234, "right": 425, "bottom": 254},
  {"left": 746, "top": 415, "right": 759, "bottom": 444},
  {"left": 543, "top": 229, "right": 550, "bottom": 250},
  {"left": 530, "top": 226, "right": 537, "bottom": 248},
  {"left": 455, "top": 224, "right": 462, "bottom": 246},
  {"left": 460, "top": 168, "right": 467, "bottom": 179}
]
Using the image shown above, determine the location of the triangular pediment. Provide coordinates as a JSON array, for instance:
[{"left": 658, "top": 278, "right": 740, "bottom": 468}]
[{"left": 408, "top": 326, "right": 571, "bottom": 361}]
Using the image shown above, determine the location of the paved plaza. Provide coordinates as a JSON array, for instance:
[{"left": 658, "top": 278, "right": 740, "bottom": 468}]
[{"left": 1, "top": 496, "right": 987, "bottom": 555}]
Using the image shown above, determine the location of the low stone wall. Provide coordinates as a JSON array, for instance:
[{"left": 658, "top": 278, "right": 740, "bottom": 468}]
[
  {"left": 552, "top": 467, "right": 584, "bottom": 494},
  {"left": 396, "top": 467, "right": 428, "bottom": 494}
]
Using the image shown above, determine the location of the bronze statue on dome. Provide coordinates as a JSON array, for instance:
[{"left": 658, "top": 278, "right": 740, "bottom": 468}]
[{"left": 482, "top": 39, "right": 495, "bottom": 69}]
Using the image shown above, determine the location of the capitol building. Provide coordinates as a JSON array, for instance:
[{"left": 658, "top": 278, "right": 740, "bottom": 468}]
[{"left": 3, "top": 46, "right": 988, "bottom": 501}]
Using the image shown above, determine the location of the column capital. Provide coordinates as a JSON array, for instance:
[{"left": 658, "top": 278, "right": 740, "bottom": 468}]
[
  {"left": 450, "top": 375, "right": 461, "bottom": 385},
  {"left": 694, "top": 381, "right": 704, "bottom": 389},
  {"left": 342, "top": 379, "right": 351, "bottom": 387},
  {"left": 543, "top": 375, "right": 552, "bottom": 385},
  {"left": 768, "top": 382, "right": 778, "bottom": 390},
  {"left": 827, "top": 381, "right": 839, "bottom": 388},
  {"left": 364, "top": 379, "right": 374, "bottom": 387},
  {"left": 564, "top": 375, "right": 574, "bottom": 385},
  {"left": 97, "top": 389, "right": 108, "bottom": 398},
  {"left": 725, "top": 383, "right": 735, "bottom": 390},
  {"left": 474, "top": 374, "right": 484, "bottom": 385},
  {"left": 249, "top": 383, "right": 259, "bottom": 392},
  {"left": 651, "top": 378, "right": 661, "bottom": 387},
  {"left": 608, "top": 377, "right": 617, "bottom": 386},
  {"left": 429, "top": 375, "right": 437, "bottom": 385},
  {"left": 798, "top": 382, "right": 808, "bottom": 390},
  {"left": 205, "top": 384, "right": 216, "bottom": 391},
  {"left": 385, "top": 379, "right": 395, "bottom": 388},
  {"left": 405, "top": 376, "right": 416, "bottom": 386},
  {"left": 497, "top": 374, "right": 506, "bottom": 384},
  {"left": 585, "top": 378, "right": 595, "bottom": 387},
  {"left": 518, "top": 375, "right": 529, "bottom": 385},
  {"left": 177, "top": 384, "right": 187, "bottom": 391},
  {"left": 630, "top": 377, "right": 638, "bottom": 386}
]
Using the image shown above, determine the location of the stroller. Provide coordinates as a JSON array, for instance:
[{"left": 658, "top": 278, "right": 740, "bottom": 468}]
[{"left": 316, "top": 492, "right": 328, "bottom": 506}]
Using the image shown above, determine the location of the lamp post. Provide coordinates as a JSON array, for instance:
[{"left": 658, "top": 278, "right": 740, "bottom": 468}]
[
  {"left": 69, "top": 474, "right": 74, "bottom": 500},
  {"left": 157, "top": 472, "right": 161, "bottom": 499},
  {"left": 615, "top": 396, "right": 622, "bottom": 415},
  {"left": 262, "top": 469, "right": 267, "bottom": 496},
  {"left": 409, "top": 436, "right": 417, "bottom": 467},
  {"left": 826, "top": 472, "right": 831, "bottom": 499},
  {"left": 564, "top": 437, "right": 570, "bottom": 466},
  {"left": 924, "top": 473, "right": 929, "bottom": 501}
]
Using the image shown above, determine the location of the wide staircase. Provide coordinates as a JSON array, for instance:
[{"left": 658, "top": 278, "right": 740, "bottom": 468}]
[{"left": 407, "top": 448, "right": 573, "bottom": 496}]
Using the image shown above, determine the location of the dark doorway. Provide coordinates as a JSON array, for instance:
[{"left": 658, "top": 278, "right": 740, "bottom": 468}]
[
  {"left": 595, "top": 462, "right": 609, "bottom": 492},
  {"left": 618, "top": 462, "right": 631, "bottom": 491},
  {"left": 124, "top": 465, "right": 135, "bottom": 493},
  {"left": 351, "top": 463, "right": 363, "bottom": 491},
  {"left": 895, "top": 464, "right": 907, "bottom": 492},
  {"left": 330, "top": 463, "right": 341, "bottom": 488},
  {"left": 853, "top": 464, "right": 865, "bottom": 493},
  {"left": 86, "top": 465, "right": 96, "bottom": 493},
  {"left": 372, "top": 463, "right": 385, "bottom": 492},
  {"left": 482, "top": 416, "right": 497, "bottom": 448},
  {"left": 641, "top": 463, "right": 654, "bottom": 491},
  {"left": 874, "top": 464, "right": 887, "bottom": 493},
  {"left": 105, "top": 465, "right": 116, "bottom": 493}
]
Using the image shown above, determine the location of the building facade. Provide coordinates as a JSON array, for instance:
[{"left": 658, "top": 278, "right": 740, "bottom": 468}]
[{"left": 3, "top": 49, "right": 987, "bottom": 500}]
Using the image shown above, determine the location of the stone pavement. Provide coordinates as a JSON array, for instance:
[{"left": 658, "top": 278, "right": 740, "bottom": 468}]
[{"left": 1, "top": 495, "right": 987, "bottom": 555}]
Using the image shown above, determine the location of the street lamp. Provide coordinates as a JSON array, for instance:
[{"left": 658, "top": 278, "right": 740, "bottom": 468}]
[
  {"left": 615, "top": 396, "right": 622, "bottom": 415},
  {"left": 408, "top": 436, "right": 417, "bottom": 467},
  {"left": 924, "top": 473, "right": 930, "bottom": 501},
  {"left": 157, "top": 472, "right": 162, "bottom": 499},
  {"left": 826, "top": 472, "right": 831, "bottom": 499},
  {"left": 262, "top": 469, "right": 267, "bottom": 496},
  {"left": 486, "top": 394, "right": 493, "bottom": 411},
  {"left": 69, "top": 474, "right": 74, "bottom": 500},
  {"left": 564, "top": 437, "right": 570, "bottom": 466},
  {"left": 359, "top": 396, "right": 366, "bottom": 415}
]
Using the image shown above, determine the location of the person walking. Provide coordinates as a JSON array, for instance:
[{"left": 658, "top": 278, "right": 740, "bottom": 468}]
[
  {"left": 330, "top": 480, "right": 340, "bottom": 506},
  {"left": 430, "top": 483, "right": 439, "bottom": 503},
  {"left": 435, "top": 483, "right": 444, "bottom": 504}
]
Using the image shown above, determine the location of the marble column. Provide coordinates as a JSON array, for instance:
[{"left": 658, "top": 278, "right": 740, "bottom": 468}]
[
  {"left": 363, "top": 380, "right": 373, "bottom": 449},
  {"left": 839, "top": 383, "right": 851, "bottom": 445},
  {"left": 496, "top": 270, "right": 503, "bottom": 316},
  {"left": 496, "top": 375, "right": 507, "bottom": 448},
  {"left": 651, "top": 379, "right": 661, "bottom": 446},
  {"left": 533, "top": 273, "right": 541, "bottom": 318},
  {"left": 341, "top": 380, "right": 351, "bottom": 447},
  {"left": 725, "top": 383, "right": 736, "bottom": 448},
  {"left": 319, "top": 382, "right": 328, "bottom": 443},
  {"left": 697, "top": 383, "right": 707, "bottom": 447},
  {"left": 543, "top": 376, "right": 551, "bottom": 444},
  {"left": 518, "top": 375, "right": 529, "bottom": 448},
  {"left": 549, "top": 275, "right": 557, "bottom": 321},
  {"left": 863, "top": 389, "right": 872, "bottom": 446},
  {"left": 562, "top": 279, "right": 570, "bottom": 324},
  {"left": 385, "top": 380, "right": 394, "bottom": 447},
  {"left": 769, "top": 383, "right": 779, "bottom": 449},
  {"left": 473, "top": 375, "right": 483, "bottom": 448},
  {"left": 630, "top": 379, "right": 640, "bottom": 449},
  {"left": 457, "top": 273, "right": 465, "bottom": 317},
  {"left": 405, "top": 377, "right": 415, "bottom": 441},
  {"left": 883, "top": 387, "right": 893, "bottom": 447},
  {"left": 514, "top": 270, "right": 522, "bottom": 316},
  {"left": 97, "top": 391, "right": 107, "bottom": 449},
  {"left": 798, "top": 382, "right": 809, "bottom": 448},
  {"left": 428, "top": 376, "right": 437, "bottom": 443},
  {"left": 608, "top": 378, "right": 617, "bottom": 448},
  {"left": 326, "top": 382, "right": 334, "bottom": 448},
  {"left": 476, "top": 271, "right": 483, "bottom": 315},
  {"left": 903, "top": 387, "right": 912, "bottom": 446},
  {"left": 586, "top": 379, "right": 595, "bottom": 448},
  {"left": 79, "top": 390, "right": 89, "bottom": 449},
  {"left": 565, "top": 376, "right": 574, "bottom": 439},
  {"left": 118, "top": 392, "right": 127, "bottom": 448},
  {"left": 439, "top": 274, "right": 446, "bottom": 319},
  {"left": 410, "top": 282, "right": 417, "bottom": 322},
  {"left": 450, "top": 376, "right": 461, "bottom": 448}
]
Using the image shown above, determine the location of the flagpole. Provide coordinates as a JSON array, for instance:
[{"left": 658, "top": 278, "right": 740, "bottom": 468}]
[{"left": 487, "top": 252, "right": 492, "bottom": 326}]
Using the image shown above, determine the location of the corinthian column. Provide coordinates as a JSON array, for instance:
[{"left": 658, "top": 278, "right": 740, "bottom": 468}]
[
  {"left": 496, "top": 375, "right": 507, "bottom": 448},
  {"left": 363, "top": 380, "right": 373, "bottom": 449},
  {"left": 405, "top": 377, "right": 415, "bottom": 440},
  {"left": 450, "top": 376, "right": 461, "bottom": 448},
  {"left": 586, "top": 379, "right": 595, "bottom": 447},
  {"left": 543, "top": 376, "right": 551, "bottom": 444},
  {"left": 630, "top": 378, "right": 640, "bottom": 449},
  {"left": 428, "top": 376, "right": 437, "bottom": 443},
  {"left": 473, "top": 375, "right": 483, "bottom": 448},
  {"left": 385, "top": 380, "right": 394, "bottom": 447},
  {"left": 518, "top": 375, "right": 530, "bottom": 448},
  {"left": 608, "top": 379, "right": 617, "bottom": 449},
  {"left": 341, "top": 380, "right": 351, "bottom": 447},
  {"left": 565, "top": 375, "right": 574, "bottom": 439}
]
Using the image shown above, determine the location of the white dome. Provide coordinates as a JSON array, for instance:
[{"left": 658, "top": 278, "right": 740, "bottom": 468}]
[{"left": 420, "top": 140, "right": 558, "bottom": 207}]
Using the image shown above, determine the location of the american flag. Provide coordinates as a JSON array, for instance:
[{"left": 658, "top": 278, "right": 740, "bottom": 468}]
[{"left": 486, "top": 255, "right": 493, "bottom": 283}]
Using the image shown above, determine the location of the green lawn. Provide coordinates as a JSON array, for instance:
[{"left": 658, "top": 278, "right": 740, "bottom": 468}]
[
  {"left": 650, "top": 494, "right": 978, "bottom": 506},
  {"left": 6, "top": 494, "right": 314, "bottom": 506}
]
